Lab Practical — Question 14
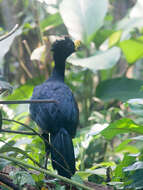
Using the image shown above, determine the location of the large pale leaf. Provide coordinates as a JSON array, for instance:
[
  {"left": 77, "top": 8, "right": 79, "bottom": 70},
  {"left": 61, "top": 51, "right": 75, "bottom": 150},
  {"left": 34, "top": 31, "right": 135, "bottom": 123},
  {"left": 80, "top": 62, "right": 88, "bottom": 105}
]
[
  {"left": 130, "top": 0, "right": 143, "bottom": 18},
  {"left": 59, "top": 0, "right": 108, "bottom": 42},
  {"left": 117, "top": 17, "right": 143, "bottom": 41},
  {"left": 0, "top": 28, "right": 21, "bottom": 63},
  {"left": 124, "top": 161, "right": 143, "bottom": 172},
  {"left": 101, "top": 118, "right": 143, "bottom": 140},
  {"left": 68, "top": 47, "right": 120, "bottom": 72},
  {"left": 96, "top": 78, "right": 143, "bottom": 102}
]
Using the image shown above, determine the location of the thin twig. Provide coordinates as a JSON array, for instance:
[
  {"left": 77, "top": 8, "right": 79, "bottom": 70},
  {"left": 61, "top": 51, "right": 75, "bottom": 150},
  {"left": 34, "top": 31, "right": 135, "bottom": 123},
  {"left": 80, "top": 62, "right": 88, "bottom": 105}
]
[
  {"left": 0, "top": 139, "right": 42, "bottom": 168},
  {"left": 0, "top": 24, "right": 19, "bottom": 41},
  {"left": 0, "top": 129, "right": 36, "bottom": 135},
  {"left": 2, "top": 118, "right": 40, "bottom": 137},
  {"left": 0, "top": 99, "right": 57, "bottom": 104}
]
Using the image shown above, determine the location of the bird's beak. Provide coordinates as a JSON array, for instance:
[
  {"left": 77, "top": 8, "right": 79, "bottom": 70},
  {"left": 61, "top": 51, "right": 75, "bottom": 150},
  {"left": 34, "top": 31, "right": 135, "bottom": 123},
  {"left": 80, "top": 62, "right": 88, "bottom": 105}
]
[{"left": 74, "top": 40, "right": 82, "bottom": 51}]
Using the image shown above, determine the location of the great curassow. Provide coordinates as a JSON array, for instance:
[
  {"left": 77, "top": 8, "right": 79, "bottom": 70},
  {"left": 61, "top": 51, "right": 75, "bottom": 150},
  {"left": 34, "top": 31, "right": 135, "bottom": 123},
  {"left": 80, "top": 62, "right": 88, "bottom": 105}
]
[{"left": 30, "top": 37, "right": 80, "bottom": 178}]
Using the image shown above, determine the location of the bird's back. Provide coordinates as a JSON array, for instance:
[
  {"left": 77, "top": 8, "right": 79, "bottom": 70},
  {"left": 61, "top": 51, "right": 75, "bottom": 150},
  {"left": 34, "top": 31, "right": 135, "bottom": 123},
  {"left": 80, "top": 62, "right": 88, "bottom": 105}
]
[{"left": 30, "top": 80, "right": 79, "bottom": 137}]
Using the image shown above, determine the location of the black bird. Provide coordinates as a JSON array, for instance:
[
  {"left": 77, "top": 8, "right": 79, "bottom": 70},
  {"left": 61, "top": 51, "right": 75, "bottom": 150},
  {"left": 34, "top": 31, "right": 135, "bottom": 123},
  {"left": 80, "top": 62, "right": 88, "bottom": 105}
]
[{"left": 30, "top": 37, "right": 80, "bottom": 178}]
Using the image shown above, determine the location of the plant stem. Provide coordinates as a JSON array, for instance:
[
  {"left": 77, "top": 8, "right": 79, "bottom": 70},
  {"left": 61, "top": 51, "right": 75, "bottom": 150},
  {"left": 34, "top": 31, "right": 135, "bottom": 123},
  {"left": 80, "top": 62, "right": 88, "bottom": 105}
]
[
  {"left": 0, "top": 129, "right": 36, "bottom": 135},
  {"left": 0, "top": 99, "right": 56, "bottom": 104},
  {"left": 0, "top": 154, "right": 93, "bottom": 190}
]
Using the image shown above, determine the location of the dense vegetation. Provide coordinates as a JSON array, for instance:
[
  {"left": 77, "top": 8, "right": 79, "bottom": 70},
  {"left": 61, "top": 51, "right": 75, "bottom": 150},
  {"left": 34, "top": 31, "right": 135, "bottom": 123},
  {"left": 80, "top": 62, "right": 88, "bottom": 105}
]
[{"left": 1, "top": 0, "right": 143, "bottom": 189}]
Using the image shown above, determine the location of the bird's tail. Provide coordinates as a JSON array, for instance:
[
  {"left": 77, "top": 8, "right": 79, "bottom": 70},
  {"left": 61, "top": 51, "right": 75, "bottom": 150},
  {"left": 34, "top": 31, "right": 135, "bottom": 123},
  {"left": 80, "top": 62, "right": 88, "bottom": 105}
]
[{"left": 50, "top": 128, "right": 75, "bottom": 178}]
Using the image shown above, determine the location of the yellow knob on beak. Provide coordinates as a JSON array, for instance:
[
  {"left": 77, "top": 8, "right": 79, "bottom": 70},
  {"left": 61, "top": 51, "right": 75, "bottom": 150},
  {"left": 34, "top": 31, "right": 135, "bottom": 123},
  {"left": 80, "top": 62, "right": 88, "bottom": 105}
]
[{"left": 74, "top": 40, "right": 81, "bottom": 51}]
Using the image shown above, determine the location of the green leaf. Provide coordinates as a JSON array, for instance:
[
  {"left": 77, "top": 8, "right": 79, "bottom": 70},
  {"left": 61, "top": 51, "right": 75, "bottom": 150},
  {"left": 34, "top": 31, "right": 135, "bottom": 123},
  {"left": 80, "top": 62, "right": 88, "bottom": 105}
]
[
  {"left": 120, "top": 36, "right": 143, "bottom": 63},
  {"left": 114, "top": 153, "right": 136, "bottom": 180},
  {"left": 68, "top": 47, "right": 121, "bottom": 72},
  {"left": 71, "top": 174, "right": 84, "bottom": 184},
  {"left": 0, "top": 144, "right": 39, "bottom": 166},
  {"left": 115, "top": 139, "right": 139, "bottom": 154},
  {"left": 96, "top": 78, "right": 143, "bottom": 102},
  {"left": 40, "top": 13, "right": 63, "bottom": 30},
  {"left": 0, "top": 158, "right": 11, "bottom": 170},
  {"left": 125, "top": 169, "right": 143, "bottom": 189},
  {"left": 124, "top": 161, "right": 143, "bottom": 172},
  {"left": 101, "top": 118, "right": 143, "bottom": 140},
  {"left": 0, "top": 110, "right": 2, "bottom": 130},
  {"left": 59, "top": 0, "right": 108, "bottom": 42},
  {"left": 109, "top": 30, "right": 122, "bottom": 47},
  {"left": 10, "top": 171, "right": 35, "bottom": 186}
]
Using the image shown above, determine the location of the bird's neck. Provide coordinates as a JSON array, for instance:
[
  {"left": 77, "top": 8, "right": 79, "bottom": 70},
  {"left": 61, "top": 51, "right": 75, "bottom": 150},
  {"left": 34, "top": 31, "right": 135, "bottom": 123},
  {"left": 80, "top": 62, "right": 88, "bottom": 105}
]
[{"left": 50, "top": 56, "right": 66, "bottom": 82}]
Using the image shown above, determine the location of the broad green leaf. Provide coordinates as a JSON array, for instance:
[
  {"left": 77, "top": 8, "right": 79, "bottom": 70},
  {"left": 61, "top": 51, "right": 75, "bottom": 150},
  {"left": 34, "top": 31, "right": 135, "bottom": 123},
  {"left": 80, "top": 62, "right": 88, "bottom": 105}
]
[
  {"left": 93, "top": 29, "right": 114, "bottom": 48},
  {"left": 40, "top": 13, "right": 63, "bottom": 30},
  {"left": 120, "top": 36, "right": 143, "bottom": 63},
  {"left": 125, "top": 169, "right": 143, "bottom": 189},
  {"left": 114, "top": 154, "right": 136, "bottom": 180},
  {"left": 96, "top": 78, "right": 143, "bottom": 102},
  {"left": 71, "top": 174, "right": 84, "bottom": 184},
  {"left": 77, "top": 168, "right": 106, "bottom": 179},
  {"left": 59, "top": 0, "right": 108, "bottom": 42},
  {"left": 68, "top": 47, "right": 120, "bottom": 72},
  {"left": 115, "top": 139, "right": 133, "bottom": 152},
  {"left": 101, "top": 118, "right": 143, "bottom": 140},
  {"left": 5, "top": 77, "right": 44, "bottom": 102},
  {"left": 0, "top": 146, "right": 39, "bottom": 166}
]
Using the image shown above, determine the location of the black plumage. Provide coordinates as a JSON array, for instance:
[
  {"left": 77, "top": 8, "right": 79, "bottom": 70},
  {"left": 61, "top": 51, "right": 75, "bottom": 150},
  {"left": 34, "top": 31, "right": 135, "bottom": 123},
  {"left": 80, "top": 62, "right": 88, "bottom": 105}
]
[{"left": 30, "top": 37, "right": 79, "bottom": 178}]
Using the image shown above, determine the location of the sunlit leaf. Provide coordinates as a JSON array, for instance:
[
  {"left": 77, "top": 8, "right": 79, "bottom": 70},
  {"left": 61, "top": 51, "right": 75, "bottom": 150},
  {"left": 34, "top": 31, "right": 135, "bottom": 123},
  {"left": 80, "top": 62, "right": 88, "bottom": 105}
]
[
  {"left": 68, "top": 47, "right": 120, "bottom": 72},
  {"left": 124, "top": 161, "right": 143, "bottom": 172},
  {"left": 109, "top": 30, "right": 122, "bottom": 47},
  {"left": 120, "top": 36, "right": 143, "bottom": 63},
  {"left": 59, "top": 0, "right": 108, "bottom": 42},
  {"left": 101, "top": 118, "right": 143, "bottom": 140}
]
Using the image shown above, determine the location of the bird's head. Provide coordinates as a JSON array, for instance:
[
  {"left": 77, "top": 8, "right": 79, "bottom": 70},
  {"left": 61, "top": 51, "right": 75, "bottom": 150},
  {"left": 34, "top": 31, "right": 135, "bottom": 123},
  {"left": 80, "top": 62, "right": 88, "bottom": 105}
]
[{"left": 51, "top": 37, "right": 81, "bottom": 61}]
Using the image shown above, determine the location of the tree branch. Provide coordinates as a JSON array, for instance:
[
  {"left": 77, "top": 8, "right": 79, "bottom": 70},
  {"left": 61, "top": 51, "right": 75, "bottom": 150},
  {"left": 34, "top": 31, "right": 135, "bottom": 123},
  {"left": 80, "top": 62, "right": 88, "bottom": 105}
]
[
  {"left": 0, "top": 99, "right": 57, "bottom": 104},
  {"left": 0, "top": 155, "right": 92, "bottom": 190},
  {"left": 0, "top": 129, "right": 36, "bottom": 135},
  {"left": 0, "top": 24, "right": 19, "bottom": 41}
]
